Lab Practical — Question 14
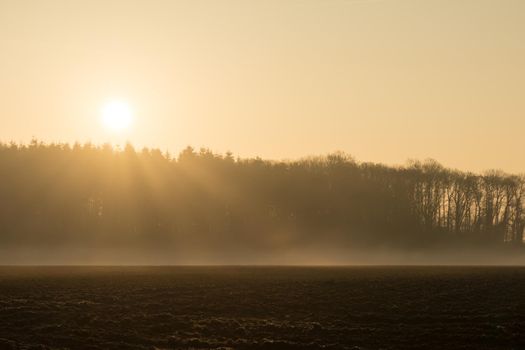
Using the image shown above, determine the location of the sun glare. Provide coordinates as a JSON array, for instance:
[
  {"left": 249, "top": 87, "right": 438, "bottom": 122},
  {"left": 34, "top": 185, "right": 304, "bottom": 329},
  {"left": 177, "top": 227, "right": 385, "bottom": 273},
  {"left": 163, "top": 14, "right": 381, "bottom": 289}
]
[{"left": 101, "top": 100, "right": 133, "bottom": 132}]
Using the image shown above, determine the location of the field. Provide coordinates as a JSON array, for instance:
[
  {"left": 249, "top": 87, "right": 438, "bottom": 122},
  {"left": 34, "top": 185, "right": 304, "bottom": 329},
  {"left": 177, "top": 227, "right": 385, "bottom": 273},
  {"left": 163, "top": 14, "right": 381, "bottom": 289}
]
[{"left": 0, "top": 266, "right": 524, "bottom": 350}]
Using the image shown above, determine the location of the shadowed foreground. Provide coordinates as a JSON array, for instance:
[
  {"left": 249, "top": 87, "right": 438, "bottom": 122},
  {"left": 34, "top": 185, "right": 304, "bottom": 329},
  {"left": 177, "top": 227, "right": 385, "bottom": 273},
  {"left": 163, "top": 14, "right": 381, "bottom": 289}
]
[{"left": 1, "top": 267, "right": 524, "bottom": 350}]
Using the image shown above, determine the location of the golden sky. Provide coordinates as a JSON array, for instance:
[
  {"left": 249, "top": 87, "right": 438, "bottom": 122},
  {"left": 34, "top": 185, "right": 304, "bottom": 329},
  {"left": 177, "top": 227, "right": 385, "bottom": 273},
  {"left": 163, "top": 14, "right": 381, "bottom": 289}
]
[{"left": 0, "top": 0, "right": 524, "bottom": 173}]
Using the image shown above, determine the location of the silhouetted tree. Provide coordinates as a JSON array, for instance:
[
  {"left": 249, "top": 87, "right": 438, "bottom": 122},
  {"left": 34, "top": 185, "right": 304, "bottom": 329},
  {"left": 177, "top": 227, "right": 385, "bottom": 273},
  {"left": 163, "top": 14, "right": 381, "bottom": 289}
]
[{"left": 0, "top": 141, "right": 523, "bottom": 256}]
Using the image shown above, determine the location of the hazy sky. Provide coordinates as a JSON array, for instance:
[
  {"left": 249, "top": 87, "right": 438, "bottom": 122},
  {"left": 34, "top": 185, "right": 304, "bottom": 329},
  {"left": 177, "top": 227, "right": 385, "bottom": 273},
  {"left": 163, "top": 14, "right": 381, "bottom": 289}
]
[{"left": 1, "top": 0, "right": 524, "bottom": 173}]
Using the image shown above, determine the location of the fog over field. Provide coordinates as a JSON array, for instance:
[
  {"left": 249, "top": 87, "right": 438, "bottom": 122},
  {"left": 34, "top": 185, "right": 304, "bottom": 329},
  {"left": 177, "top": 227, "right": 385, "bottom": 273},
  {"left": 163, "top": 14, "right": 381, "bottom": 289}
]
[
  {"left": 3, "top": 246, "right": 525, "bottom": 266},
  {"left": 1, "top": 142, "right": 523, "bottom": 265}
]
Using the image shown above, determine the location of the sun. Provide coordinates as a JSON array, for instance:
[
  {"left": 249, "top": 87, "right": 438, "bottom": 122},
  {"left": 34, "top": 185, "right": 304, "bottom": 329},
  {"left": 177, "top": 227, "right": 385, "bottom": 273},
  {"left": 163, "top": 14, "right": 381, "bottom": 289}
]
[{"left": 101, "top": 100, "right": 133, "bottom": 132}]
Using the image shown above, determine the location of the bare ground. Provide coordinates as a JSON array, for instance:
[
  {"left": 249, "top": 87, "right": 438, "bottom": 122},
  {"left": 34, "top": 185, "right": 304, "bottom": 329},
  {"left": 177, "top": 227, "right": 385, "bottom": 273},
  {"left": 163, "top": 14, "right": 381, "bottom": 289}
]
[{"left": 0, "top": 266, "right": 524, "bottom": 349}]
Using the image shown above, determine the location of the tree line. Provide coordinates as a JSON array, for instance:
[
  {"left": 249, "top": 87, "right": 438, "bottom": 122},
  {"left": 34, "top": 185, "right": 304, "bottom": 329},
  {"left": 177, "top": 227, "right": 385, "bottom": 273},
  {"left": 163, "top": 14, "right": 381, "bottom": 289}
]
[{"left": 0, "top": 140, "right": 523, "bottom": 255}]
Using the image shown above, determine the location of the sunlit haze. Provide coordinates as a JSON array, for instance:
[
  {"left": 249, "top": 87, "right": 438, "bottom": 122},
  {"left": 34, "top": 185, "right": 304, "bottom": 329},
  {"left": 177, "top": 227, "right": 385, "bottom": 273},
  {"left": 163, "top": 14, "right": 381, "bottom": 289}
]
[
  {"left": 1, "top": 0, "right": 524, "bottom": 172},
  {"left": 1, "top": 2, "right": 525, "bottom": 347}
]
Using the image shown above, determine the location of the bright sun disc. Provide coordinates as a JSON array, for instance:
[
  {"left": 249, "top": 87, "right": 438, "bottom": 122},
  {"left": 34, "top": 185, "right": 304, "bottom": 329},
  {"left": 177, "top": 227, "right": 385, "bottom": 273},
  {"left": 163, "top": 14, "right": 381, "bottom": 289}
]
[{"left": 101, "top": 100, "right": 133, "bottom": 132}]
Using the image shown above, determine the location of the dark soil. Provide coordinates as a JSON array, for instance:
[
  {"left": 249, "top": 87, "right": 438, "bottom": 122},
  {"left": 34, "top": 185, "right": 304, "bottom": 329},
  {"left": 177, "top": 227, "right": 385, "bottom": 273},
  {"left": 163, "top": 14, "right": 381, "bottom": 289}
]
[{"left": 0, "top": 266, "right": 524, "bottom": 349}]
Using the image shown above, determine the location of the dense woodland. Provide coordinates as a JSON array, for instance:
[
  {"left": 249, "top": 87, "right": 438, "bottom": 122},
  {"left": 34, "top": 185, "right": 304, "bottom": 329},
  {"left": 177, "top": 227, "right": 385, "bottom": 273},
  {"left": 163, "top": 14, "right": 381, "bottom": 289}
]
[{"left": 0, "top": 140, "right": 524, "bottom": 257}]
